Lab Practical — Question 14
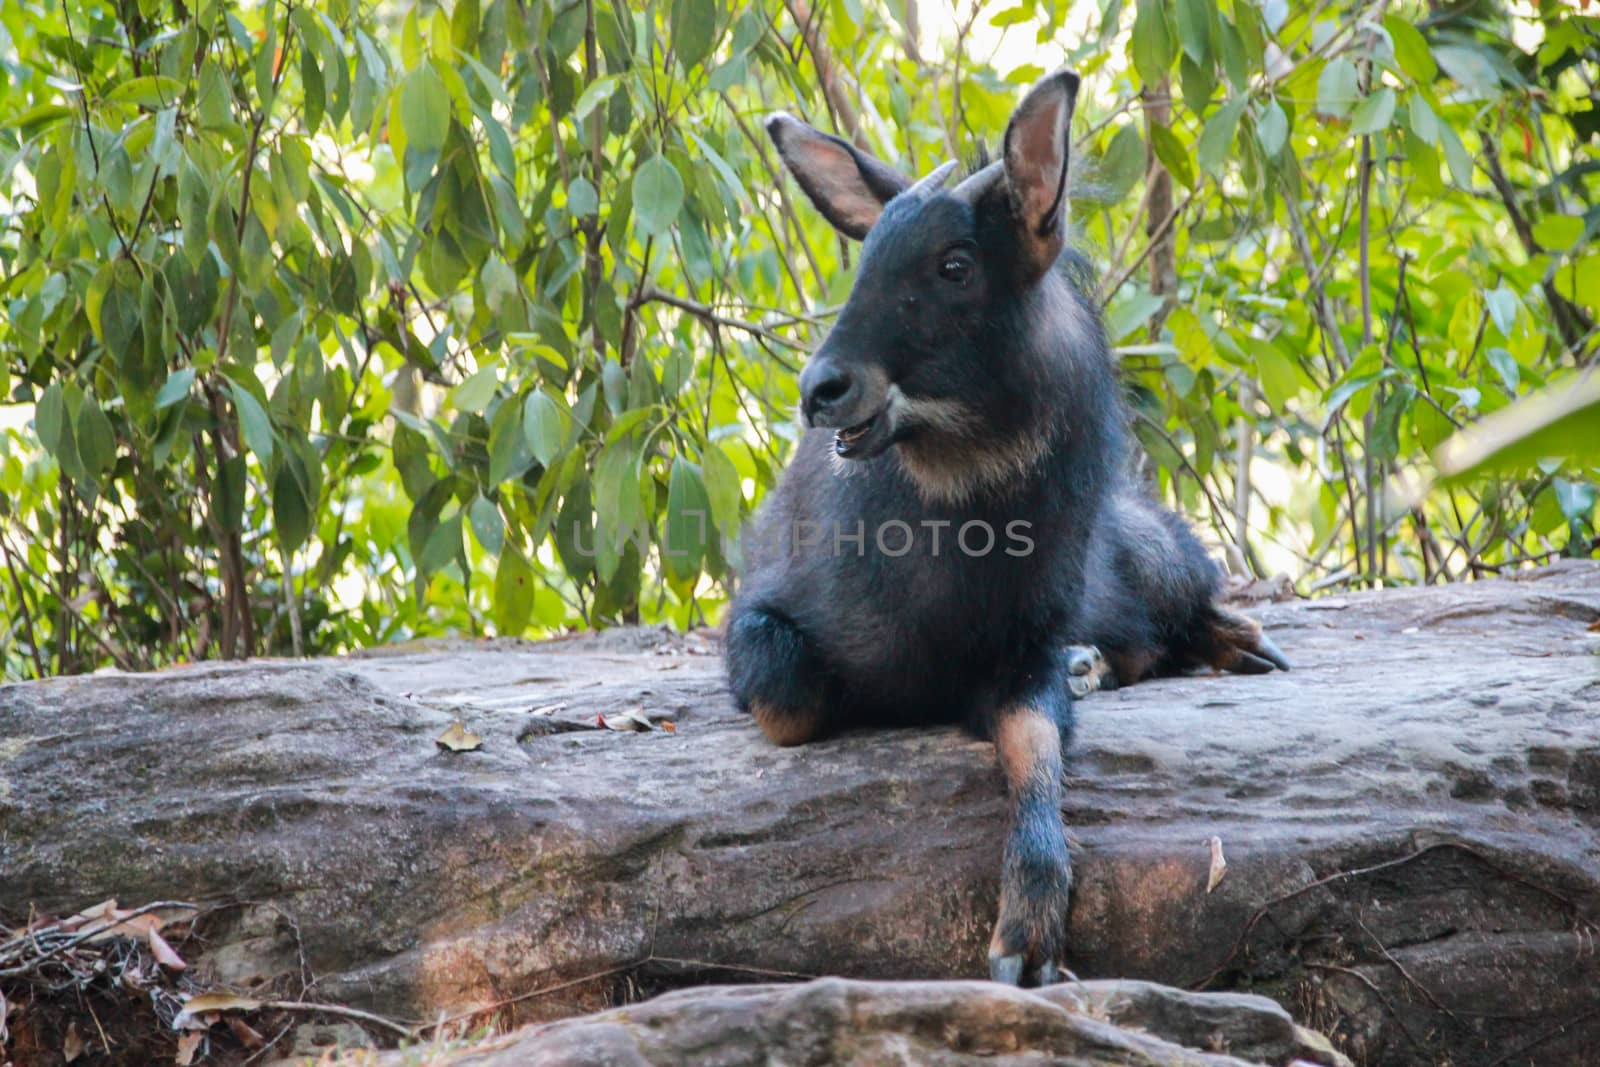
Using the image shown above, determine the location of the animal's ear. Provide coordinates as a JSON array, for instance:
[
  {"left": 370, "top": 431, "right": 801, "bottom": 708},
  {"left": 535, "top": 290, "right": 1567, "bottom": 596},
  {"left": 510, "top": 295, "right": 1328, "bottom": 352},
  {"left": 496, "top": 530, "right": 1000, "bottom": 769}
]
[
  {"left": 765, "top": 113, "right": 908, "bottom": 240},
  {"left": 1000, "top": 70, "right": 1079, "bottom": 277}
]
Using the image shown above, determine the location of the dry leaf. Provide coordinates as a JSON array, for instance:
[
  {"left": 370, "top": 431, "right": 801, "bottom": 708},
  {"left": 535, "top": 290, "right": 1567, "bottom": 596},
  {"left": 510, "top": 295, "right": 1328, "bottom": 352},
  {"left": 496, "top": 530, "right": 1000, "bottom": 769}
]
[
  {"left": 175, "top": 1031, "right": 204, "bottom": 1066},
  {"left": 63, "top": 1021, "right": 85, "bottom": 1063},
  {"left": 62, "top": 898, "right": 120, "bottom": 931},
  {"left": 529, "top": 702, "right": 567, "bottom": 716},
  {"left": 600, "top": 707, "right": 653, "bottom": 732},
  {"left": 435, "top": 721, "right": 483, "bottom": 752},
  {"left": 148, "top": 926, "right": 187, "bottom": 970},
  {"left": 1588, "top": 619, "right": 1600, "bottom": 632},
  {"left": 174, "top": 992, "right": 263, "bottom": 1029},
  {"left": 662, "top": 721, "right": 677, "bottom": 734},
  {"left": 226, "top": 1016, "right": 266, "bottom": 1049},
  {"left": 1206, "top": 836, "right": 1228, "bottom": 893}
]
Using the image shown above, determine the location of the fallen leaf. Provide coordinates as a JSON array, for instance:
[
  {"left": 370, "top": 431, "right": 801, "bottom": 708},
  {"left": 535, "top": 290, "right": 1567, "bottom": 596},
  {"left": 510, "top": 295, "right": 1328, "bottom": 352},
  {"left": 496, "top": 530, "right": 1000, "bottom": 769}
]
[
  {"left": 174, "top": 992, "right": 263, "bottom": 1029},
  {"left": 87, "top": 911, "right": 164, "bottom": 942},
  {"left": 175, "top": 1031, "right": 204, "bottom": 1066},
  {"left": 148, "top": 926, "right": 187, "bottom": 970},
  {"left": 530, "top": 702, "right": 567, "bottom": 716},
  {"left": 64, "top": 1021, "right": 85, "bottom": 1063},
  {"left": 226, "top": 1016, "right": 266, "bottom": 1049},
  {"left": 662, "top": 721, "right": 677, "bottom": 734},
  {"left": 1206, "top": 836, "right": 1228, "bottom": 893},
  {"left": 62, "top": 898, "right": 120, "bottom": 931},
  {"left": 653, "top": 662, "right": 683, "bottom": 671},
  {"left": 435, "top": 721, "right": 483, "bottom": 752},
  {"left": 601, "top": 707, "right": 653, "bottom": 732},
  {"left": 1588, "top": 619, "right": 1600, "bottom": 632}
]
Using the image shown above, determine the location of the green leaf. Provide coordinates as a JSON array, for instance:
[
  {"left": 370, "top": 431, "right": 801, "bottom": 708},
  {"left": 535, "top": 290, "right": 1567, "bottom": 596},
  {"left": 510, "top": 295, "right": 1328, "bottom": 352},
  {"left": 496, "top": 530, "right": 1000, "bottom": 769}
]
[
  {"left": 1486, "top": 347, "right": 1520, "bottom": 393},
  {"left": 1438, "top": 123, "right": 1474, "bottom": 188},
  {"left": 482, "top": 255, "right": 519, "bottom": 314},
  {"left": 1484, "top": 286, "right": 1518, "bottom": 337},
  {"left": 419, "top": 512, "right": 464, "bottom": 576},
  {"left": 671, "top": 0, "right": 719, "bottom": 69},
  {"left": 1252, "top": 339, "right": 1301, "bottom": 410},
  {"left": 1256, "top": 98, "right": 1288, "bottom": 158},
  {"left": 1407, "top": 93, "right": 1439, "bottom": 145},
  {"left": 75, "top": 401, "right": 117, "bottom": 477},
  {"left": 1349, "top": 87, "right": 1395, "bottom": 135},
  {"left": 273, "top": 459, "right": 312, "bottom": 554},
  {"left": 35, "top": 382, "right": 67, "bottom": 457},
  {"left": 1174, "top": 0, "right": 1211, "bottom": 64},
  {"left": 567, "top": 177, "right": 599, "bottom": 217},
  {"left": 106, "top": 76, "right": 185, "bottom": 108},
  {"left": 488, "top": 397, "right": 535, "bottom": 483},
  {"left": 1384, "top": 16, "right": 1436, "bottom": 82},
  {"left": 401, "top": 63, "right": 451, "bottom": 154},
  {"left": 451, "top": 362, "right": 500, "bottom": 413},
  {"left": 1098, "top": 125, "right": 1145, "bottom": 202},
  {"left": 1316, "top": 57, "right": 1359, "bottom": 118},
  {"left": 493, "top": 548, "right": 534, "bottom": 634},
  {"left": 197, "top": 59, "right": 233, "bottom": 128},
  {"left": 1196, "top": 97, "right": 1246, "bottom": 174},
  {"left": 1433, "top": 44, "right": 1499, "bottom": 95},
  {"left": 573, "top": 75, "right": 620, "bottom": 122},
  {"left": 1435, "top": 375, "right": 1600, "bottom": 480},
  {"left": 1532, "top": 215, "right": 1585, "bottom": 251},
  {"left": 1131, "top": 0, "right": 1174, "bottom": 87},
  {"left": 700, "top": 441, "right": 743, "bottom": 535},
  {"left": 664, "top": 457, "right": 711, "bottom": 580},
  {"left": 156, "top": 368, "right": 197, "bottom": 409},
  {"left": 632, "top": 154, "right": 685, "bottom": 238},
  {"left": 230, "top": 382, "right": 276, "bottom": 464},
  {"left": 469, "top": 494, "right": 506, "bottom": 555},
  {"left": 523, "top": 390, "right": 566, "bottom": 465},
  {"left": 1148, "top": 122, "right": 1195, "bottom": 189}
]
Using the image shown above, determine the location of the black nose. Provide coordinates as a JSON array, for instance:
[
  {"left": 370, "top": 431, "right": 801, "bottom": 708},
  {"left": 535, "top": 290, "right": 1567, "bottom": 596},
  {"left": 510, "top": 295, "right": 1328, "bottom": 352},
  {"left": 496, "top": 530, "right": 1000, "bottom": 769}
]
[{"left": 800, "top": 361, "right": 856, "bottom": 427}]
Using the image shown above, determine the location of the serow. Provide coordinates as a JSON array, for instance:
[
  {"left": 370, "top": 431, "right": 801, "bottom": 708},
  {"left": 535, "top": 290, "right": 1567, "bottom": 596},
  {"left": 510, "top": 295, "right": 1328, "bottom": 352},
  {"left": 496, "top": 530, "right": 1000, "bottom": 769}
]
[{"left": 724, "top": 69, "right": 1289, "bottom": 987}]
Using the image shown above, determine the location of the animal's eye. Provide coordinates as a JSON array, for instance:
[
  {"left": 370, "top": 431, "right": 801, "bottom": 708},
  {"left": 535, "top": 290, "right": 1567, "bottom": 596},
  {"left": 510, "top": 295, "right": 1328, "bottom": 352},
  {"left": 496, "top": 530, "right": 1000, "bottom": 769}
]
[{"left": 939, "top": 254, "right": 973, "bottom": 284}]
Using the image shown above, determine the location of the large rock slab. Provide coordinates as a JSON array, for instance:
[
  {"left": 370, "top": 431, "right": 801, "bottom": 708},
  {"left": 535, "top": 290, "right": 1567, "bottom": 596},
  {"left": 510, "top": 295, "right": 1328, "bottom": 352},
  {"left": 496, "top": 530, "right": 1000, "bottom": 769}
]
[
  {"left": 2, "top": 561, "right": 1597, "bottom": 1067},
  {"left": 399, "top": 977, "right": 1349, "bottom": 1066}
]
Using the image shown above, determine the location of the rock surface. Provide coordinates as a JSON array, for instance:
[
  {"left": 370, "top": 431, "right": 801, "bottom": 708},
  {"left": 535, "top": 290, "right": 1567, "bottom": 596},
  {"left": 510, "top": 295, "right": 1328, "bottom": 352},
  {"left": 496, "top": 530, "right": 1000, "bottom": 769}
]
[
  {"left": 2, "top": 561, "right": 1598, "bottom": 1067},
  {"left": 388, "top": 977, "right": 1350, "bottom": 1066}
]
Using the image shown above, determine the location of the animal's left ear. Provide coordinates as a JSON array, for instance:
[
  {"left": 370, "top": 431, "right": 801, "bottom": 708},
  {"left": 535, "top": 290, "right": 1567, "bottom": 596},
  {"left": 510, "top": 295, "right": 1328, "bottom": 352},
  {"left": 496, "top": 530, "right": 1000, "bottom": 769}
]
[{"left": 1000, "top": 70, "right": 1079, "bottom": 278}]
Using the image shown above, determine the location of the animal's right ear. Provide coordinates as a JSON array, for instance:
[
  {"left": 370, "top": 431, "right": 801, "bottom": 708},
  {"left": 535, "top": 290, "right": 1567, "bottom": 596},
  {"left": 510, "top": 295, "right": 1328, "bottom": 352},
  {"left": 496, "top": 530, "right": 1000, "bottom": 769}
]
[
  {"left": 765, "top": 114, "right": 908, "bottom": 240},
  {"left": 1000, "top": 70, "right": 1079, "bottom": 279}
]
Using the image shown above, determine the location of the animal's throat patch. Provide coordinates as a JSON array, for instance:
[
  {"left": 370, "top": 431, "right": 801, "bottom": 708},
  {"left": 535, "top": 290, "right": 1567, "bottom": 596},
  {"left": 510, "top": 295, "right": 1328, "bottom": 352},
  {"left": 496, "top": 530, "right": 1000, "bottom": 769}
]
[{"left": 895, "top": 420, "right": 1053, "bottom": 506}]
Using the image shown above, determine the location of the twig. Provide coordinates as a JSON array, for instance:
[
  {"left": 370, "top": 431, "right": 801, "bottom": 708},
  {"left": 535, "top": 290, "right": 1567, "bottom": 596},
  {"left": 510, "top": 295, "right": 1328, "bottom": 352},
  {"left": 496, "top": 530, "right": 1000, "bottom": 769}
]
[
  {"left": 633, "top": 286, "right": 811, "bottom": 360},
  {"left": 1190, "top": 840, "right": 1586, "bottom": 991},
  {"left": 1303, "top": 962, "right": 1428, "bottom": 1055},
  {"left": 256, "top": 1000, "right": 414, "bottom": 1039},
  {"left": 0, "top": 901, "right": 199, "bottom": 977}
]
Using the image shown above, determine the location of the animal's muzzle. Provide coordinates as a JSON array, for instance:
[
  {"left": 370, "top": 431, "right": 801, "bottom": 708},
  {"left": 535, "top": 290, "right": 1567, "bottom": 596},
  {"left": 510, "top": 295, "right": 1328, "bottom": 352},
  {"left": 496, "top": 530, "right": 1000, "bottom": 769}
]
[{"left": 799, "top": 358, "right": 860, "bottom": 429}]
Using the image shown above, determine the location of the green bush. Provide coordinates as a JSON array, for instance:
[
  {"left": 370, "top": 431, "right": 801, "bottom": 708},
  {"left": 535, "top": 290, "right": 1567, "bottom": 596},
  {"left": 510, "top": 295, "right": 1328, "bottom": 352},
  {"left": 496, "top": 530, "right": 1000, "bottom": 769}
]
[{"left": 0, "top": 0, "right": 1595, "bottom": 677}]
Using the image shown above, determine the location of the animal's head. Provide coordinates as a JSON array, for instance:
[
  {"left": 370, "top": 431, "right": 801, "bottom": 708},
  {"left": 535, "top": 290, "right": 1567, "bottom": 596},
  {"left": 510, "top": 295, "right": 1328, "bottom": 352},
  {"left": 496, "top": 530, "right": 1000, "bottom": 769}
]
[{"left": 767, "top": 70, "right": 1089, "bottom": 501}]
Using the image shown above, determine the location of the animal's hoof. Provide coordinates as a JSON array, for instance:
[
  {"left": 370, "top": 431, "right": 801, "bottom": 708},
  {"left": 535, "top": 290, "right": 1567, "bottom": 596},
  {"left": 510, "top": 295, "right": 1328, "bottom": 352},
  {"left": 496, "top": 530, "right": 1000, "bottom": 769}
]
[
  {"left": 988, "top": 951, "right": 1067, "bottom": 988},
  {"left": 1256, "top": 632, "right": 1292, "bottom": 671},
  {"left": 1064, "top": 645, "right": 1110, "bottom": 698},
  {"left": 989, "top": 954, "right": 1024, "bottom": 985},
  {"left": 1208, "top": 609, "right": 1292, "bottom": 675}
]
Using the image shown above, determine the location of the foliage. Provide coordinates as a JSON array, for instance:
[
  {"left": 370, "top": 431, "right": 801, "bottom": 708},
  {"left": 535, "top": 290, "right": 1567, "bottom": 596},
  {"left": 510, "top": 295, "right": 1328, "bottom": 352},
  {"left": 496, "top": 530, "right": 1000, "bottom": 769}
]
[{"left": 0, "top": 0, "right": 1596, "bottom": 677}]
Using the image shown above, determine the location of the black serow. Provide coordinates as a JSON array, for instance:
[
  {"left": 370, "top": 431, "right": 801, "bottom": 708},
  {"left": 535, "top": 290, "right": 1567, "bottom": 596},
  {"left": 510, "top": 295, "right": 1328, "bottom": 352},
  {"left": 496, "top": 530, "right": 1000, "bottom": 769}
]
[{"left": 724, "top": 71, "right": 1289, "bottom": 986}]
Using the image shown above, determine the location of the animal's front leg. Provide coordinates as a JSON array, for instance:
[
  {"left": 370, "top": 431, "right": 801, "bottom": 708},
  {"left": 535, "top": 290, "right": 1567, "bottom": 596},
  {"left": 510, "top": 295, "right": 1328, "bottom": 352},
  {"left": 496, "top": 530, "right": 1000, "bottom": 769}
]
[{"left": 988, "top": 660, "right": 1073, "bottom": 986}]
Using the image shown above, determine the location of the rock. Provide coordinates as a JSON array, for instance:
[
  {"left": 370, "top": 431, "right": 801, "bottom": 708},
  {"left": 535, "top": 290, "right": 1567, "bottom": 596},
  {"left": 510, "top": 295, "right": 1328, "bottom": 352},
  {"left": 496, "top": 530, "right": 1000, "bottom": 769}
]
[
  {"left": 382, "top": 977, "right": 1352, "bottom": 1067},
  {"left": 2, "top": 561, "right": 1598, "bottom": 1067}
]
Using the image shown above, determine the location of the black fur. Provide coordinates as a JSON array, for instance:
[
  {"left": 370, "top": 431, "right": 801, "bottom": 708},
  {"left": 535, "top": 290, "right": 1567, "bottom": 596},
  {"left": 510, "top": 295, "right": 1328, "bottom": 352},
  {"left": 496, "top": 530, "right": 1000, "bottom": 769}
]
[{"left": 728, "top": 71, "right": 1285, "bottom": 985}]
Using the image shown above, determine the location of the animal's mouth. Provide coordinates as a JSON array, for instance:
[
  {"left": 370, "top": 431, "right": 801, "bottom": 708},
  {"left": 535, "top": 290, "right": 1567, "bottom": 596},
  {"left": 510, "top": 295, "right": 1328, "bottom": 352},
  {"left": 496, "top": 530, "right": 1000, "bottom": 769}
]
[{"left": 833, "top": 407, "right": 890, "bottom": 459}]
